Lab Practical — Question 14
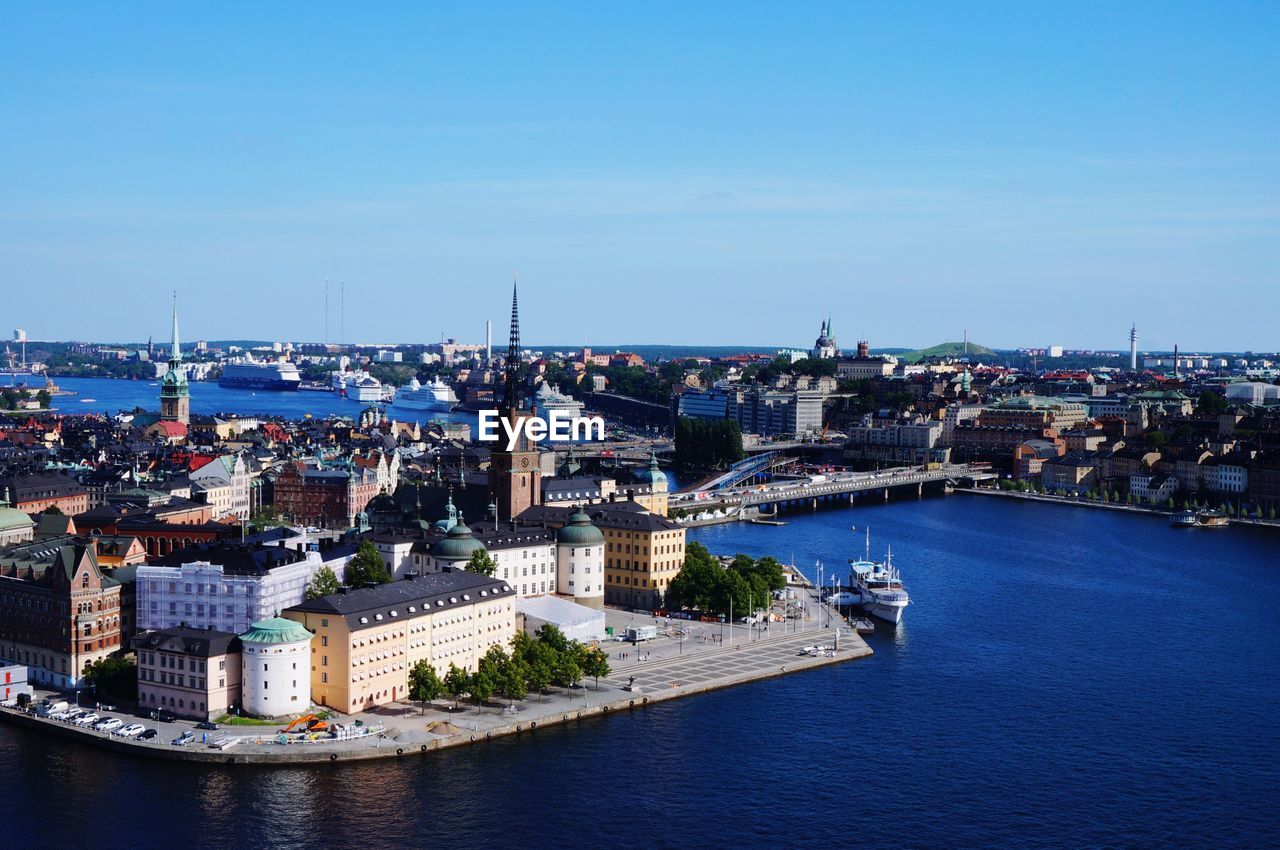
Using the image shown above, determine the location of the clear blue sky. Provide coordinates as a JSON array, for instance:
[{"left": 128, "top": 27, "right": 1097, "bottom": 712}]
[{"left": 2, "top": 3, "right": 1277, "bottom": 352}]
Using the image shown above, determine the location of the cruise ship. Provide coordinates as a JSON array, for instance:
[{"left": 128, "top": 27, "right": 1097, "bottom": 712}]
[
  {"left": 533, "top": 381, "right": 585, "bottom": 417},
  {"left": 394, "top": 376, "right": 458, "bottom": 411},
  {"left": 333, "top": 370, "right": 394, "bottom": 403},
  {"left": 832, "top": 529, "right": 910, "bottom": 624},
  {"left": 218, "top": 360, "right": 302, "bottom": 391}
]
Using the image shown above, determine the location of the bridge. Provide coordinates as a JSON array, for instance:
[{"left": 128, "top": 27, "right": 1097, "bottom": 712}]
[{"left": 670, "top": 463, "right": 996, "bottom": 515}]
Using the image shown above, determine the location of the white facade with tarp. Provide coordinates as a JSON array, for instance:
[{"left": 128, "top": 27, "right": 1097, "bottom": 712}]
[{"left": 516, "top": 595, "right": 606, "bottom": 644}]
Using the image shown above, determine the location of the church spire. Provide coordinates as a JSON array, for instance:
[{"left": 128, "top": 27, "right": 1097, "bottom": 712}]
[
  {"left": 504, "top": 276, "right": 523, "bottom": 414},
  {"left": 170, "top": 290, "right": 182, "bottom": 364}
]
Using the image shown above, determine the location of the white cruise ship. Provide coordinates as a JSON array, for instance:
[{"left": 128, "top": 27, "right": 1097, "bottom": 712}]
[
  {"left": 533, "top": 381, "right": 585, "bottom": 416},
  {"left": 394, "top": 376, "right": 459, "bottom": 411},
  {"left": 334, "top": 370, "right": 394, "bottom": 402},
  {"left": 834, "top": 529, "right": 910, "bottom": 624}
]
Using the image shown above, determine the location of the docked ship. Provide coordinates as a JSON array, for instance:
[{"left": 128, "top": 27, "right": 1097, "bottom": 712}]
[
  {"left": 335, "top": 370, "right": 394, "bottom": 403},
  {"left": 533, "top": 381, "right": 585, "bottom": 417},
  {"left": 838, "top": 529, "right": 910, "bottom": 624},
  {"left": 1171, "top": 509, "right": 1230, "bottom": 528},
  {"left": 218, "top": 359, "right": 302, "bottom": 391},
  {"left": 394, "top": 376, "right": 458, "bottom": 411}
]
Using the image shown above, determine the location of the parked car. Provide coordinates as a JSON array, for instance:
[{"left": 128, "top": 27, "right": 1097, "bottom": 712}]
[
  {"left": 63, "top": 707, "right": 85, "bottom": 721},
  {"left": 74, "top": 713, "right": 100, "bottom": 726},
  {"left": 195, "top": 721, "right": 218, "bottom": 731},
  {"left": 94, "top": 717, "right": 122, "bottom": 732},
  {"left": 115, "top": 723, "right": 146, "bottom": 738},
  {"left": 48, "top": 709, "right": 71, "bottom": 721},
  {"left": 151, "top": 709, "right": 176, "bottom": 723},
  {"left": 172, "top": 731, "right": 194, "bottom": 746},
  {"left": 139, "top": 729, "right": 158, "bottom": 741}
]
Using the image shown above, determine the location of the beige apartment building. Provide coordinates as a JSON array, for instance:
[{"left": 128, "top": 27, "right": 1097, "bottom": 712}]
[{"left": 283, "top": 570, "right": 515, "bottom": 715}]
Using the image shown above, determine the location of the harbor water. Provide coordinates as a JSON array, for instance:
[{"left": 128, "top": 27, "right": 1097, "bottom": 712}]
[{"left": 2, "top": 470, "right": 1278, "bottom": 846}]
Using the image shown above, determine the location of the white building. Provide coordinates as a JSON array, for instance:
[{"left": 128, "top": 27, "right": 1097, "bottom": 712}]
[
  {"left": 239, "top": 617, "right": 313, "bottom": 717},
  {"left": 516, "top": 595, "right": 606, "bottom": 643},
  {"left": 1225, "top": 382, "right": 1280, "bottom": 405},
  {"left": 137, "top": 542, "right": 354, "bottom": 635},
  {"left": 0, "top": 663, "right": 33, "bottom": 703},
  {"left": 189, "top": 454, "right": 252, "bottom": 520}
]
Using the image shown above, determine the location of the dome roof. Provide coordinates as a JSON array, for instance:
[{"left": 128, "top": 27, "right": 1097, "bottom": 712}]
[
  {"left": 433, "top": 521, "right": 486, "bottom": 561},
  {"left": 240, "top": 617, "right": 313, "bottom": 646},
  {"left": 557, "top": 509, "right": 604, "bottom": 546},
  {"left": 0, "top": 506, "right": 34, "bottom": 532},
  {"left": 633, "top": 451, "right": 667, "bottom": 487},
  {"left": 366, "top": 491, "right": 399, "bottom": 514}
]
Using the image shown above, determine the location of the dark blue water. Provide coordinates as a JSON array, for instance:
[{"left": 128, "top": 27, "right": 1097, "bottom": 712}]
[
  {"left": 3, "top": 496, "right": 1277, "bottom": 848},
  {"left": 39, "top": 376, "right": 477, "bottom": 427}
]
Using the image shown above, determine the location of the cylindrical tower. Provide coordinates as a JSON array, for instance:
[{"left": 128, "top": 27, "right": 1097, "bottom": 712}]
[
  {"left": 556, "top": 508, "right": 605, "bottom": 609},
  {"left": 239, "top": 617, "right": 313, "bottom": 718}
]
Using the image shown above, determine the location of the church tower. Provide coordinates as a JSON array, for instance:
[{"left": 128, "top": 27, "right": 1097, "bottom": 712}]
[
  {"left": 159, "top": 293, "right": 190, "bottom": 425},
  {"left": 491, "top": 280, "right": 542, "bottom": 522}
]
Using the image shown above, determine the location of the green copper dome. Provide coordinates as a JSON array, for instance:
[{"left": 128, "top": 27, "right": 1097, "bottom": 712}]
[
  {"left": 433, "top": 520, "right": 486, "bottom": 561},
  {"left": 557, "top": 509, "right": 604, "bottom": 546},
  {"left": 240, "top": 617, "right": 313, "bottom": 645},
  {"left": 633, "top": 451, "right": 667, "bottom": 488}
]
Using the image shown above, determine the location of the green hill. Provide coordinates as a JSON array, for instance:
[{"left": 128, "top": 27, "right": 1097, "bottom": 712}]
[{"left": 900, "top": 341, "right": 996, "bottom": 363}]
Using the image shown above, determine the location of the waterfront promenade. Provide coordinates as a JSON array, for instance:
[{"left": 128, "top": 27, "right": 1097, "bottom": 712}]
[
  {"left": 958, "top": 486, "right": 1280, "bottom": 530},
  {"left": 0, "top": 616, "right": 868, "bottom": 766}
]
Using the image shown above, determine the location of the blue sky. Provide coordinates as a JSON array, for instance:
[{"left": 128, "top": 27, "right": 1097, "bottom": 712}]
[{"left": 2, "top": 3, "right": 1277, "bottom": 352}]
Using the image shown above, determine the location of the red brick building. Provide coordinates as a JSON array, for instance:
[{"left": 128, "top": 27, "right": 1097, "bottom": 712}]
[
  {"left": 275, "top": 463, "right": 379, "bottom": 529},
  {"left": 0, "top": 539, "right": 122, "bottom": 689}
]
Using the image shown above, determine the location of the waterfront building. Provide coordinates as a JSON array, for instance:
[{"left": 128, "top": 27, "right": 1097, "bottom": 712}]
[
  {"left": 283, "top": 571, "right": 515, "bottom": 714},
  {"left": 844, "top": 416, "right": 947, "bottom": 465},
  {"left": 134, "top": 625, "right": 242, "bottom": 720},
  {"left": 159, "top": 296, "right": 190, "bottom": 426},
  {"left": 1041, "top": 451, "right": 1101, "bottom": 494},
  {"left": 0, "top": 539, "right": 122, "bottom": 689},
  {"left": 1130, "top": 472, "right": 1178, "bottom": 504},
  {"left": 1203, "top": 455, "right": 1249, "bottom": 495},
  {"left": 1247, "top": 452, "right": 1280, "bottom": 510},
  {"left": 239, "top": 617, "right": 313, "bottom": 718},
  {"left": 136, "top": 541, "right": 352, "bottom": 636},
  {"left": 1014, "top": 437, "right": 1066, "bottom": 480},
  {"left": 520, "top": 501, "right": 685, "bottom": 611},
  {"left": 0, "top": 662, "right": 33, "bottom": 703}
]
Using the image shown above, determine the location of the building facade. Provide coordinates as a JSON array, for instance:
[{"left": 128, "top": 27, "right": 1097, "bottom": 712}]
[{"left": 134, "top": 626, "right": 242, "bottom": 720}]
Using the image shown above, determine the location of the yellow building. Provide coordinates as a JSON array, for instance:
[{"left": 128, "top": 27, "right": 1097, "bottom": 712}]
[
  {"left": 518, "top": 501, "right": 685, "bottom": 611},
  {"left": 283, "top": 571, "right": 515, "bottom": 715}
]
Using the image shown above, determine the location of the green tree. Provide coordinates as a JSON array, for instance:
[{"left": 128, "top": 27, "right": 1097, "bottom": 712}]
[
  {"left": 466, "top": 549, "right": 497, "bottom": 577},
  {"left": 1196, "top": 390, "right": 1228, "bottom": 416},
  {"left": 470, "top": 663, "right": 497, "bottom": 710},
  {"left": 535, "top": 623, "right": 569, "bottom": 654},
  {"left": 408, "top": 660, "right": 445, "bottom": 713},
  {"left": 553, "top": 647, "right": 583, "bottom": 696},
  {"left": 43, "top": 504, "right": 64, "bottom": 516},
  {"left": 443, "top": 663, "right": 471, "bottom": 711},
  {"left": 304, "top": 565, "right": 341, "bottom": 600},
  {"left": 36, "top": 389, "right": 52, "bottom": 408},
  {"left": 579, "top": 644, "right": 611, "bottom": 690},
  {"left": 83, "top": 656, "right": 137, "bottom": 703},
  {"left": 345, "top": 540, "right": 392, "bottom": 586}
]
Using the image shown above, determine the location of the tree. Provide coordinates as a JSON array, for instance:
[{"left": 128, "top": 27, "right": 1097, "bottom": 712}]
[
  {"left": 443, "top": 663, "right": 471, "bottom": 711},
  {"left": 553, "top": 648, "right": 583, "bottom": 696},
  {"left": 36, "top": 389, "right": 51, "bottom": 408},
  {"left": 345, "top": 540, "right": 392, "bottom": 586},
  {"left": 535, "top": 623, "right": 569, "bottom": 654},
  {"left": 470, "top": 663, "right": 497, "bottom": 710},
  {"left": 83, "top": 656, "right": 137, "bottom": 703},
  {"left": 524, "top": 643, "right": 555, "bottom": 700},
  {"left": 304, "top": 565, "right": 341, "bottom": 600},
  {"left": 1197, "top": 390, "right": 1228, "bottom": 416},
  {"left": 43, "top": 505, "right": 64, "bottom": 516},
  {"left": 579, "top": 644, "right": 611, "bottom": 690},
  {"left": 408, "top": 660, "right": 445, "bottom": 713},
  {"left": 466, "top": 549, "right": 497, "bottom": 577}
]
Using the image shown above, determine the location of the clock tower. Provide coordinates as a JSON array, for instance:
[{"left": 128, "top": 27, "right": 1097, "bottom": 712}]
[{"left": 492, "top": 280, "right": 542, "bottom": 522}]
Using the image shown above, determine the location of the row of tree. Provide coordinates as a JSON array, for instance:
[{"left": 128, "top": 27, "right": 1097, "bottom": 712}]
[
  {"left": 674, "top": 416, "right": 745, "bottom": 468},
  {"left": 665, "top": 542, "right": 786, "bottom": 618},
  {"left": 407, "top": 625, "right": 611, "bottom": 712}
]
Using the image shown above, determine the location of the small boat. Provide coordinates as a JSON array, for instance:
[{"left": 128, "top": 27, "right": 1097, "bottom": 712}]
[
  {"left": 80, "top": 398, "right": 97, "bottom": 403},
  {"left": 1171, "top": 509, "right": 1230, "bottom": 528},
  {"left": 850, "top": 618, "right": 876, "bottom": 634}
]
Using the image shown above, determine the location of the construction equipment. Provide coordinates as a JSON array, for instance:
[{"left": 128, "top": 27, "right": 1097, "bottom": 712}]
[{"left": 280, "top": 713, "right": 328, "bottom": 734}]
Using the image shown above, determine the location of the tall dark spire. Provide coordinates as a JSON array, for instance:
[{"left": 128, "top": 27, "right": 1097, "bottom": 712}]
[{"left": 504, "top": 277, "right": 523, "bottom": 413}]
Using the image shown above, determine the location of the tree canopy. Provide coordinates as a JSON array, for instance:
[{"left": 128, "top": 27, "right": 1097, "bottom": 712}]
[
  {"left": 666, "top": 543, "right": 783, "bottom": 618},
  {"left": 304, "top": 565, "right": 341, "bottom": 600},
  {"left": 345, "top": 540, "right": 393, "bottom": 586}
]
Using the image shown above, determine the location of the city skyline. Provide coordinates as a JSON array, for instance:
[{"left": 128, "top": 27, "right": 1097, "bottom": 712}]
[{"left": 2, "top": 4, "right": 1278, "bottom": 349}]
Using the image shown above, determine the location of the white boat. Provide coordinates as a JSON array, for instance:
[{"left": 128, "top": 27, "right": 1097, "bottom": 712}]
[
  {"left": 533, "top": 381, "right": 585, "bottom": 417},
  {"left": 336, "top": 371, "right": 394, "bottom": 402},
  {"left": 394, "top": 376, "right": 458, "bottom": 411},
  {"left": 845, "top": 528, "right": 910, "bottom": 624}
]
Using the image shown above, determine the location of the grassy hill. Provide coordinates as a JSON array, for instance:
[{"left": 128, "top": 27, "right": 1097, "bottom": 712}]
[{"left": 899, "top": 341, "right": 996, "bottom": 363}]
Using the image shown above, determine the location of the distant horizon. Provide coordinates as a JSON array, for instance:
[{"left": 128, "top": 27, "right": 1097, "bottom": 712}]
[{"left": 8, "top": 335, "right": 1277, "bottom": 359}]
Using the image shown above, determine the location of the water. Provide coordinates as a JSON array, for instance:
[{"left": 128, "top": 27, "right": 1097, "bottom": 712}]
[
  {"left": 3, "top": 496, "right": 1278, "bottom": 848},
  {"left": 38, "top": 376, "right": 476, "bottom": 428}
]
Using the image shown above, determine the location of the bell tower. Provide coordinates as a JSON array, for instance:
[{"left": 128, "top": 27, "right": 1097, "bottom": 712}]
[
  {"left": 492, "top": 279, "right": 541, "bottom": 521},
  {"left": 159, "top": 292, "right": 190, "bottom": 425}
]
